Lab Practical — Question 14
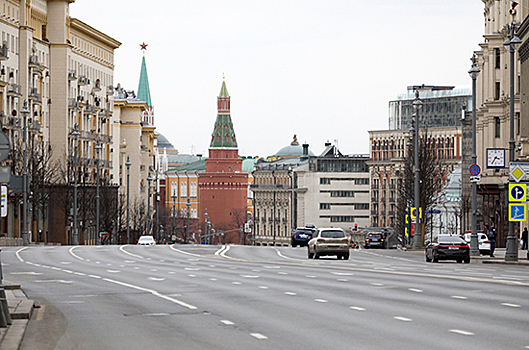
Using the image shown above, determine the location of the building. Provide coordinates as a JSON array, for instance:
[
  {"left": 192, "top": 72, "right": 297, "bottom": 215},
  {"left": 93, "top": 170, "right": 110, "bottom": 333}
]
[
  {"left": 389, "top": 85, "right": 470, "bottom": 130},
  {"left": 197, "top": 78, "right": 248, "bottom": 244},
  {"left": 252, "top": 140, "right": 370, "bottom": 246}
]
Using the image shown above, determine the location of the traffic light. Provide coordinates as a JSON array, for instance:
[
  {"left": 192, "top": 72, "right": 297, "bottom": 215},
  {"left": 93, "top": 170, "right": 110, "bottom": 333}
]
[{"left": 353, "top": 223, "right": 358, "bottom": 231}]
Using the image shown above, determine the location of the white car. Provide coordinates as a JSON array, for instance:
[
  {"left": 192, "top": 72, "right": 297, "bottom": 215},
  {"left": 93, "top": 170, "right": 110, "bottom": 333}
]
[
  {"left": 307, "top": 228, "right": 350, "bottom": 260},
  {"left": 137, "top": 235, "right": 156, "bottom": 245},
  {"left": 464, "top": 232, "right": 490, "bottom": 255}
]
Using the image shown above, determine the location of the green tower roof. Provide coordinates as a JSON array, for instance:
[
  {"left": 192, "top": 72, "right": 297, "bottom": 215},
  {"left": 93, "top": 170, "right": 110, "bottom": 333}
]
[
  {"left": 137, "top": 55, "right": 152, "bottom": 107},
  {"left": 219, "top": 79, "right": 229, "bottom": 97},
  {"left": 210, "top": 78, "right": 237, "bottom": 149}
]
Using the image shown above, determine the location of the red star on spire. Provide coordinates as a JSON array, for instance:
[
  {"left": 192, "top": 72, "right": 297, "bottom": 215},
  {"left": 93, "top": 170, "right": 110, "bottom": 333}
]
[{"left": 140, "top": 42, "right": 148, "bottom": 51}]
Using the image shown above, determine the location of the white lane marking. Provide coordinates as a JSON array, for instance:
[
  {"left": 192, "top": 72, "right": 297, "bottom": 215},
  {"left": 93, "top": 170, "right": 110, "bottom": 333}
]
[
  {"left": 306, "top": 275, "right": 317, "bottom": 279},
  {"left": 74, "top": 272, "right": 86, "bottom": 276},
  {"left": 188, "top": 275, "right": 197, "bottom": 278},
  {"left": 221, "top": 320, "right": 234, "bottom": 325},
  {"left": 250, "top": 333, "right": 268, "bottom": 340},
  {"left": 501, "top": 303, "right": 521, "bottom": 308},
  {"left": 61, "top": 262, "right": 72, "bottom": 265},
  {"left": 278, "top": 272, "right": 288, "bottom": 275},
  {"left": 209, "top": 265, "right": 217, "bottom": 268},
  {"left": 452, "top": 296, "right": 468, "bottom": 300},
  {"left": 350, "top": 306, "right": 366, "bottom": 311},
  {"left": 285, "top": 292, "right": 297, "bottom": 296},
  {"left": 371, "top": 283, "right": 384, "bottom": 286},
  {"left": 150, "top": 269, "right": 158, "bottom": 272},
  {"left": 168, "top": 272, "right": 176, "bottom": 275},
  {"left": 449, "top": 329, "right": 474, "bottom": 336},
  {"left": 263, "top": 266, "right": 280, "bottom": 269},
  {"left": 259, "top": 286, "right": 269, "bottom": 289},
  {"left": 35, "top": 280, "right": 73, "bottom": 284},
  {"left": 240, "top": 275, "right": 260, "bottom": 278},
  {"left": 232, "top": 282, "right": 241, "bottom": 285},
  {"left": 134, "top": 267, "right": 140, "bottom": 270},
  {"left": 332, "top": 272, "right": 353, "bottom": 276},
  {"left": 409, "top": 288, "right": 423, "bottom": 293},
  {"left": 10, "top": 272, "right": 42, "bottom": 275},
  {"left": 119, "top": 245, "right": 144, "bottom": 259},
  {"left": 107, "top": 270, "right": 121, "bottom": 273},
  {"left": 148, "top": 277, "right": 166, "bottom": 281},
  {"left": 215, "top": 246, "right": 228, "bottom": 256},
  {"left": 125, "top": 260, "right": 136, "bottom": 263},
  {"left": 315, "top": 299, "right": 328, "bottom": 303},
  {"left": 252, "top": 269, "right": 261, "bottom": 272},
  {"left": 62, "top": 270, "right": 74, "bottom": 274},
  {"left": 170, "top": 245, "right": 202, "bottom": 257},
  {"left": 185, "top": 268, "right": 200, "bottom": 271},
  {"left": 88, "top": 275, "right": 101, "bottom": 279},
  {"left": 276, "top": 249, "right": 300, "bottom": 261},
  {"left": 394, "top": 316, "right": 412, "bottom": 322},
  {"left": 69, "top": 247, "right": 86, "bottom": 261},
  {"left": 102, "top": 277, "right": 197, "bottom": 310},
  {"left": 337, "top": 279, "right": 348, "bottom": 282},
  {"left": 15, "top": 247, "right": 29, "bottom": 262},
  {"left": 95, "top": 262, "right": 101, "bottom": 264},
  {"left": 209, "top": 278, "right": 218, "bottom": 281}
]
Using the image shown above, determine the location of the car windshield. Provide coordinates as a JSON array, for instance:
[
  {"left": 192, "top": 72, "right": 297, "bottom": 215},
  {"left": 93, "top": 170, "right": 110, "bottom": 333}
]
[
  {"left": 438, "top": 235, "right": 466, "bottom": 244},
  {"left": 296, "top": 230, "right": 312, "bottom": 234},
  {"left": 368, "top": 233, "right": 382, "bottom": 238},
  {"left": 139, "top": 236, "right": 153, "bottom": 242},
  {"left": 320, "top": 230, "right": 345, "bottom": 238}
]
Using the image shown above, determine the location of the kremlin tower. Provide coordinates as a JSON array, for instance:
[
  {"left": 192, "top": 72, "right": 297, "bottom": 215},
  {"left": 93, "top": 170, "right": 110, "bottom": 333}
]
[{"left": 198, "top": 77, "right": 248, "bottom": 243}]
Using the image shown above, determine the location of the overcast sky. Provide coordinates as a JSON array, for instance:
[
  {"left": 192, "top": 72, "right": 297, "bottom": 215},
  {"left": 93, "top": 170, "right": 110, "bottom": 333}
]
[{"left": 70, "top": 1, "right": 484, "bottom": 158}]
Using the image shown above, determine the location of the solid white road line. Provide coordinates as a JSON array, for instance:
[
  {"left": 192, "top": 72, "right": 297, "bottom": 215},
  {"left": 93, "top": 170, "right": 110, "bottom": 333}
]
[{"left": 119, "top": 245, "right": 144, "bottom": 259}]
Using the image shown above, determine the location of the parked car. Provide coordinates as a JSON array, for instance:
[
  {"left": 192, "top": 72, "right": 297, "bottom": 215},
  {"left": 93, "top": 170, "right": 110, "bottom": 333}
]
[
  {"left": 364, "top": 232, "right": 386, "bottom": 249},
  {"left": 137, "top": 235, "right": 156, "bottom": 245},
  {"left": 463, "top": 231, "right": 490, "bottom": 255},
  {"left": 307, "top": 228, "right": 350, "bottom": 260},
  {"left": 426, "top": 234, "right": 470, "bottom": 263},
  {"left": 291, "top": 227, "right": 315, "bottom": 247}
]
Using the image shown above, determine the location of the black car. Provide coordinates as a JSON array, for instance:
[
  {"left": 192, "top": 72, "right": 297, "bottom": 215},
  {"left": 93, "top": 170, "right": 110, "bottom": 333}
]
[
  {"left": 364, "top": 232, "right": 386, "bottom": 249},
  {"left": 426, "top": 234, "right": 470, "bottom": 263},
  {"left": 291, "top": 227, "right": 315, "bottom": 247}
]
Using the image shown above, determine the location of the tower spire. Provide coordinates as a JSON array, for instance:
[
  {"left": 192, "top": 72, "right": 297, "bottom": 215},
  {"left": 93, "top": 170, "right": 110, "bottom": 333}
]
[
  {"left": 210, "top": 76, "right": 237, "bottom": 148},
  {"left": 137, "top": 44, "right": 154, "bottom": 124}
]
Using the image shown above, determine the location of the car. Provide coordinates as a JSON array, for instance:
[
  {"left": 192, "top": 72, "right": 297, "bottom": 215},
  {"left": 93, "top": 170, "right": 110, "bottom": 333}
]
[
  {"left": 425, "top": 234, "right": 470, "bottom": 263},
  {"left": 463, "top": 231, "right": 490, "bottom": 255},
  {"left": 364, "top": 232, "right": 386, "bottom": 249},
  {"left": 307, "top": 228, "right": 350, "bottom": 260},
  {"left": 137, "top": 235, "right": 156, "bottom": 245},
  {"left": 291, "top": 227, "right": 315, "bottom": 247}
]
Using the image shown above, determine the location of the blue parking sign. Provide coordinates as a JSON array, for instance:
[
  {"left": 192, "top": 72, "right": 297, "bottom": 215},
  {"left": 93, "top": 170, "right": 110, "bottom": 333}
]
[{"left": 509, "top": 203, "right": 527, "bottom": 222}]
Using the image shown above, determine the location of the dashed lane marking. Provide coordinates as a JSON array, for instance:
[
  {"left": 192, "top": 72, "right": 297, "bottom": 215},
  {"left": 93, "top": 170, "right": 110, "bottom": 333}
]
[
  {"left": 501, "top": 303, "right": 521, "bottom": 308},
  {"left": 350, "top": 306, "right": 366, "bottom": 311},
  {"left": 285, "top": 292, "right": 297, "bottom": 296},
  {"left": 409, "top": 288, "right": 423, "bottom": 293},
  {"left": 250, "top": 333, "right": 268, "bottom": 340},
  {"left": 451, "top": 296, "right": 468, "bottom": 300},
  {"left": 450, "top": 329, "right": 474, "bottom": 336},
  {"left": 315, "top": 299, "right": 328, "bottom": 303},
  {"left": 221, "top": 320, "right": 234, "bottom": 325},
  {"left": 394, "top": 316, "right": 412, "bottom": 322}
]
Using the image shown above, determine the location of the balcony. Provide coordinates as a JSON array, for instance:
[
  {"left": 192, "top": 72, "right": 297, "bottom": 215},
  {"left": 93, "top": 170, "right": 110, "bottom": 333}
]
[
  {"left": 380, "top": 197, "right": 386, "bottom": 203},
  {"left": 7, "top": 83, "right": 22, "bottom": 97},
  {"left": 106, "top": 85, "right": 114, "bottom": 95},
  {"left": 388, "top": 197, "right": 395, "bottom": 203},
  {"left": 78, "top": 75, "right": 90, "bottom": 86},
  {"left": 389, "top": 184, "right": 396, "bottom": 190},
  {"left": 4, "top": 116, "right": 20, "bottom": 128},
  {"left": 93, "top": 79, "right": 102, "bottom": 92},
  {"left": 29, "top": 55, "right": 41, "bottom": 76},
  {"left": 381, "top": 184, "right": 386, "bottom": 189},
  {"left": 380, "top": 210, "right": 386, "bottom": 216},
  {"left": 28, "top": 88, "right": 42, "bottom": 104},
  {"left": 0, "top": 42, "right": 8, "bottom": 60},
  {"left": 371, "top": 184, "right": 379, "bottom": 189},
  {"left": 371, "top": 197, "right": 378, "bottom": 202},
  {"left": 83, "top": 104, "right": 96, "bottom": 116},
  {"left": 371, "top": 210, "right": 378, "bottom": 216},
  {"left": 29, "top": 120, "right": 41, "bottom": 133},
  {"left": 68, "top": 70, "right": 77, "bottom": 81},
  {"left": 99, "top": 108, "right": 109, "bottom": 118}
]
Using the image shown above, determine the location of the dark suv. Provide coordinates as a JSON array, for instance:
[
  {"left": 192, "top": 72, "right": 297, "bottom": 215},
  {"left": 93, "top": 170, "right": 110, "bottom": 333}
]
[
  {"left": 364, "top": 232, "right": 386, "bottom": 249},
  {"left": 291, "top": 227, "right": 315, "bottom": 247}
]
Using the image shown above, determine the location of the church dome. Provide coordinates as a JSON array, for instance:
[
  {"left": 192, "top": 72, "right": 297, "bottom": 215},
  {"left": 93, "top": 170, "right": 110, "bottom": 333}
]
[
  {"left": 156, "top": 133, "right": 175, "bottom": 150},
  {"left": 275, "top": 135, "right": 314, "bottom": 157}
]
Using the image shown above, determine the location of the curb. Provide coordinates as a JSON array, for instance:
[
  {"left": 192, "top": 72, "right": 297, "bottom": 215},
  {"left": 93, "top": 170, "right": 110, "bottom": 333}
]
[{"left": 0, "top": 281, "right": 34, "bottom": 350}]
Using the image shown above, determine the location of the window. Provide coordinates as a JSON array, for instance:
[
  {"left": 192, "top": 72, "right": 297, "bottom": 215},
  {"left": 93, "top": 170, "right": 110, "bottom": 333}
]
[
  {"left": 495, "top": 82, "right": 501, "bottom": 100},
  {"left": 495, "top": 48, "right": 500, "bottom": 69},
  {"left": 495, "top": 117, "right": 501, "bottom": 138},
  {"left": 320, "top": 203, "right": 331, "bottom": 210},
  {"left": 320, "top": 178, "right": 331, "bottom": 185},
  {"left": 330, "top": 191, "right": 354, "bottom": 197},
  {"left": 517, "top": 112, "right": 520, "bottom": 135},
  {"left": 181, "top": 181, "right": 187, "bottom": 197},
  {"left": 330, "top": 216, "right": 354, "bottom": 222}
]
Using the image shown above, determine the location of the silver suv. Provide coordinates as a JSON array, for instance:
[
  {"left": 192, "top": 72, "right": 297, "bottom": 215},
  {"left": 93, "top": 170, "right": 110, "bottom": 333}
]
[{"left": 308, "top": 228, "right": 350, "bottom": 260}]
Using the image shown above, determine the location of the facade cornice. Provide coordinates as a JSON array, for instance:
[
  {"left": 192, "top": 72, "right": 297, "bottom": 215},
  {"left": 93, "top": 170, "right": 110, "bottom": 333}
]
[{"left": 70, "top": 18, "right": 121, "bottom": 49}]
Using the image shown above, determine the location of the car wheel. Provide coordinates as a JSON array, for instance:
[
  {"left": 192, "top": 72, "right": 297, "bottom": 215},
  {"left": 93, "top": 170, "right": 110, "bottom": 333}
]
[
  {"left": 344, "top": 254, "right": 349, "bottom": 260},
  {"left": 292, "top": 243, "right": 297, "bottom": 248},
  {"left": 456, "top": 259, "right": 462, "bottom": 263},
  {"left": 432, "top": 255, "right": 439, "bottom": 263},
  {"left": 464, "top": 258, "right": 470, "bottom": 264},
  {"left": 314, "top": 253, "right": 319, "bottom": 259},
  {"left": 308, "top": 249, "right": 314, "bottom": 259},
  {"left": 425, "top": 255, "right": 432, "bottom": 262}
]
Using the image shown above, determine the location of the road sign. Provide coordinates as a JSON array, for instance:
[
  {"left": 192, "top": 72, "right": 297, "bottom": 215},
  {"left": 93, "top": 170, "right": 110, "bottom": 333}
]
[
  {"left": 509, "top": 203, "right": 527, "bottom": 221},
  {"left": 470, "top": 175, "right": 481, "bottom": 183},
  {"left": 509, "top": 183, "right": 527, "bottom": 202},
  {"left": 510, "top": 162, "right": 529, "bottom": 182},
  {"left": 1, "top": 186, "right": 6, "bottom": 217},
  {"left": 469, "top": 164, "right": 481, "bottom": 176}
]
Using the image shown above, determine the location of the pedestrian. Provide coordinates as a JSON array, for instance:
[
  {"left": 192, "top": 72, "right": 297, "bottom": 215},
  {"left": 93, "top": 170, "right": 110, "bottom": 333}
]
[
  {"left": 522, "top": 227, "right": 528, "bottom": 250},
  {"left": 488, "top": 223, "right": 496, "bottom": 257}
]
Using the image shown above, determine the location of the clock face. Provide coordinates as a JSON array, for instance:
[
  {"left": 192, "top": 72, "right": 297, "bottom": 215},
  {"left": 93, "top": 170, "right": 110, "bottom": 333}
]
[{"left": 487, "top": 148, "right": 505, "bottom": 169}]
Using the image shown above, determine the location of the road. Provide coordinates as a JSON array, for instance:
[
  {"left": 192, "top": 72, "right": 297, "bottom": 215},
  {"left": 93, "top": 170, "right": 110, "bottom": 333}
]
[{"left": 1, "top": 245, "right": 528, "bottom": 350}]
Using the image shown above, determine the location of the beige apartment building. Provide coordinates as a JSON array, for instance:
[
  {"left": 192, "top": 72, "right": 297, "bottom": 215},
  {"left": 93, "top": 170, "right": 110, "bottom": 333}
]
[{"left": 0, "top": 0, "right": 121, "bottom": 243}]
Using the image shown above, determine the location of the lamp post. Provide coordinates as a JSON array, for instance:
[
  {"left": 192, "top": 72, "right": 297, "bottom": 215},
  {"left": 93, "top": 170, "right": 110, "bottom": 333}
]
[
  {"left": 21, "top": 101, "right": 29, "bottom": 246},
  {"left": 186, "top": 198, "right": 190, "bottom": 244},
  {"left": 147, "top": 173, "right": 152, "bottom": 236},
  {"left": 469, "top": 54, "right": 481, "bottom": 256},
  {"left": 155, "top": 172, "right": 159, "bottom": 242},
  {"left": 172, "top": 191, "right": 176, "bottom": 241},
  {"left": 412, "top": 90, "right": 423, "bottom": 249},
  {"left": 504, "top": 22, "right": 522, "bottom": 261},
  {"left": 95, "top": 141, "right": 102, "bottom": 245},
  {"left": 72, "top": 123, "right": 80, "bottom": 245},
  {"left": 126, "top": 156, "right": 131, "bottom": 244},
  {"left": 204, "top": 209, "right": 209, "bottom": 244}
]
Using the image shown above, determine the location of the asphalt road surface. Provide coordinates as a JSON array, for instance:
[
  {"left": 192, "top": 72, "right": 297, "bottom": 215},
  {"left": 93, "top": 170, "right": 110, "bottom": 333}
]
[{"left": 2, "top": 245, "right": 528, "bottom": 350}]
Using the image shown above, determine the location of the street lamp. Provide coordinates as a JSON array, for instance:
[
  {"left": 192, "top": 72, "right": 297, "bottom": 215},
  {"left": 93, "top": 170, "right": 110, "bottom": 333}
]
[
  {"left": 504, "top": 22, "right": 522, "bottom": 261},
  {"left": 172, "top": 190, "right": 176, "bottom": 241},
  {"left": 204, "top": 209, "right": 209, "bottom": 244},
  {"left": 21, "top": 100, "right": 29, "bottom": 246},
  {"left": 147, "top": 173, "right": 152, "bottom": 236},
  {"left": 126, "top": 156, "right": 131, "bottom": 244},
  {"left": 71, "top": 123, "right": 80, "bottom": 245},
  {"left": 469, "top": 54, "right": 481, "bottom": 257},
  {"left": 412, "top": 90, "right": 423, "bottom": 249},
  {"left": 155, "top": 172, "right": 159, "bottom": 242},
  {"left": 186, "top": 197, "right": 191, "bottom": 244},
  {"left": 95, "top": 141, "right": 102, "bottom": 245}
]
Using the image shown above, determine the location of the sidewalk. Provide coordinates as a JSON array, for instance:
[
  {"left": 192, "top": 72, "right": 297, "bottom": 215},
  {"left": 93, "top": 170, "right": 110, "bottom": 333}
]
[{"left": 0, "top": 280, "right": 35, "bottom": 350}]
